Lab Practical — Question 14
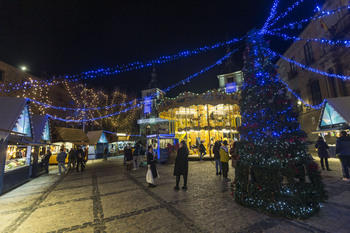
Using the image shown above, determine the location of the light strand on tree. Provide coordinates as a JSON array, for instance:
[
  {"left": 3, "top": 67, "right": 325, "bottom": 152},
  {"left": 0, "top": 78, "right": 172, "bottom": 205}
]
[
  {"left": 260, "top": 0, "right": 280, "bottom": 34},
  {"left": 267, "top": 0, "right": 305, "bottom": 29}
]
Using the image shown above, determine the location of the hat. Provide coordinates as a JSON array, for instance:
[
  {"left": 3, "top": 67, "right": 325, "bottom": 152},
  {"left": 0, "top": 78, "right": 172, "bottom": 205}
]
[{"left": 223, "top": 140, "right": 228, "bottom": 145}]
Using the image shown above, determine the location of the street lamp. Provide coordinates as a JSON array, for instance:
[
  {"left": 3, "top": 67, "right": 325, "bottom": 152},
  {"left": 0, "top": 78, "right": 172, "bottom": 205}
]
[{"left": 20, "top": 66, "right": 27, "bottom": 71}]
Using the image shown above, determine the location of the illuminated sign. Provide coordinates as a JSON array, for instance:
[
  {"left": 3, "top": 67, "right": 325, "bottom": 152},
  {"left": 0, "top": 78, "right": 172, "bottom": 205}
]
[
  {"left": 144, "top": 97, "right": 152, "bottom": 114},
  {"left": 226, "top": 82, "right": 237, "bottom": 93}
]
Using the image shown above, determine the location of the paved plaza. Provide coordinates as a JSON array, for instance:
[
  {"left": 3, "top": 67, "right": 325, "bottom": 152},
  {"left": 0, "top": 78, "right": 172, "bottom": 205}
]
[{"left": 0, "top": 156, "right": 349, "bottom": 233}]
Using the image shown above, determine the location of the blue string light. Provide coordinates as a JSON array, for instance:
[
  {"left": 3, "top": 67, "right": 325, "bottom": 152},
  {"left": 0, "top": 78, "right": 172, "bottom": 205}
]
[
  {"left": 266, "top": 48, "right": 350, "bottom": 81},
  {"left": 265, "top": 30, "right": 350, "bottom": 46},
  {"left": 260, "top": 0, "right": 280, "bottom": 34},
  {"left": 268, "top": 0, "right": 304, "bottom": 29},
  {"left": 269, "top": 4, "right": 350, "bottom": 33},
  {"left": 0, "top": 36, "right": 245, "bottom": 93},
  {"left": 45, "top": 47, "right": 240, "bottom": 122},
  {"left": 277, "top": 76, "right": 325, "bottom": 109}
]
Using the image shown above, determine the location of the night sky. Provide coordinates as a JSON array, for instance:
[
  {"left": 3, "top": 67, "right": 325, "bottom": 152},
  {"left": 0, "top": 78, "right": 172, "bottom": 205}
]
[{"left": 0, "top": 0, "right": 319, "bottom": 97}]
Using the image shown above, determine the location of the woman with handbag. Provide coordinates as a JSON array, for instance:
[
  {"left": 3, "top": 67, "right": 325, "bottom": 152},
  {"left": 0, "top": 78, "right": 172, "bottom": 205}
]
[{"left": 146, "top": 145, "right": 158, "bottom": 188}]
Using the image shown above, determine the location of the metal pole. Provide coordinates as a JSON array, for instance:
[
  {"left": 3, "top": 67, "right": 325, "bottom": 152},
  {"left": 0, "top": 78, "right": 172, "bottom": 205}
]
[
  {"left": 83, "top": 83, "right": 87, "bottom": 132},
  {"left": 206, "top": 104, "right": 211, "bottom": 156}
]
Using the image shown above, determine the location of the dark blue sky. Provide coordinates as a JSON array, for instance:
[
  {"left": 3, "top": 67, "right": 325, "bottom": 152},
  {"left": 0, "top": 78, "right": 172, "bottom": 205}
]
[{"left": 0, "top": 0, "right": 320, "bottom": 97}]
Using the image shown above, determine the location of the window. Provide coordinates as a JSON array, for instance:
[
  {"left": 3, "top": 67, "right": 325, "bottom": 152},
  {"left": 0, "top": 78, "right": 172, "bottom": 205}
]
[
  {"left": 309, "top": 80, "right": 322, "bottom": 105},
  {"left": 304, "top": 41, "right": 314, "bottom": 65},
  {"left": 0, "top": 70, "right": 4, "bottom": 82},
  {"left": 227, "top": 77, "right": 234, "bottom": 83},
  {"left": 288, "top": 56, "right": 298, "bottom": 80}
]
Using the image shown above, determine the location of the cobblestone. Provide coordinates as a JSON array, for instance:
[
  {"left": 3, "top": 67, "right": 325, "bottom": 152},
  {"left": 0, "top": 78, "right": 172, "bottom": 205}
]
[{"left": 0, "top": 156, "right": 349, "bottom": 232}]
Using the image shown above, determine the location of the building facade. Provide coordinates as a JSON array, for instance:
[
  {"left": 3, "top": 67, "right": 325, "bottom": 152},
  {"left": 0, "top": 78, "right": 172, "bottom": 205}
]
[{"left": 276, "top": 0, "right": 350, "bottom": 145}]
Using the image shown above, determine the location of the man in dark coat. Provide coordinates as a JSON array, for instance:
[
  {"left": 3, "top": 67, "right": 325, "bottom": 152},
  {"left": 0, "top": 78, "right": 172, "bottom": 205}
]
[
  {"left": 315, "top": 136, "right": 331, "bottom": 171},
  {"left": 124, "top": 144, "right": 133, "bottom": 170},
  {"left": 147, "top": 145, "right": 158, "bottom": 187},
  {"left": 199, "top": 141, "right": 206, "bottom": 160},
  {"left": 42, "top": 149, "right": 52, "bottom": 174},
  {"left": 75, "top": 146, "right": 85, "bottom": 172},
  {"left": 174, "top": 141, "right": 189, "bottom": 190},
  {"left": 336, "top": 131, "right": 350, "bottom": 181}
]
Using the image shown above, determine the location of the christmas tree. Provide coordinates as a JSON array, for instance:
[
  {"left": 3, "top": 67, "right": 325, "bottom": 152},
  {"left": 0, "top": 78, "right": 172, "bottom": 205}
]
[{"left": 233, "top": 30, "right": 327, "bottom": 219}]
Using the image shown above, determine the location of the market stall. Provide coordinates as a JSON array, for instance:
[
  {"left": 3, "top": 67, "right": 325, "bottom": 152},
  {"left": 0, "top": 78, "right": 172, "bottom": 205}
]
[
  {"left": 146, "top": 134, "right": 178, "bottom": 164},
  {"left": 313, "top": 97, "right": 350, "bottom": 157},
  {"left": 0, "top": 97, "right": 34, "bottom": 194},
  {"left": 86, "top": 130, "right": 109, "bottom": 160},
  {"left": 50, "top": 127, "right": 89, "bottom": 164}
]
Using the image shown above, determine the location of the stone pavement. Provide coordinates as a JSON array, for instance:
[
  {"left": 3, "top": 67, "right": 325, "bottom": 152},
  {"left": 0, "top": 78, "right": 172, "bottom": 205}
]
[{"left": 0, "top": 156, "right": 349, "bottom": 233}]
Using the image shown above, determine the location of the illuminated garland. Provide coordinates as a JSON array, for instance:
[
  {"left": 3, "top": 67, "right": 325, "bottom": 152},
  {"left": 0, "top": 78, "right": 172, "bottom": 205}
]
[
  {"left": 267, "top": 0, "right": 305, "bottom": 29},
  {"left": 0, "top": 36, "right": 245, "bottom": 93},
  {"left": 266, "top": 48, "right": 350, "bottom": 81},
  {"left": 265, "top": 31, "right": 350, "bottom": 46},
  {"left": 47, "top": 47, "right": 241, "bottom": 122},
  {"left": 269, "top": 4, "right": 350, "bottom": 33},
  {"left": 260, "top": 0, "right": 280, "bottom": 34}
]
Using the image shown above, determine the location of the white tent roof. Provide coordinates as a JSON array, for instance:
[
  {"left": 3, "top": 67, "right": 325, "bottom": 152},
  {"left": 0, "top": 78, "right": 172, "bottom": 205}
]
[{"left": 0, "top": 97, "right": 28, "bottom": 141}]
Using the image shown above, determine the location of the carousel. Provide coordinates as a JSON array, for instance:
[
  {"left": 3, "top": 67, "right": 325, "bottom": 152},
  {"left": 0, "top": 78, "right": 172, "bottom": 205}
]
[{"left": 158, "top": 90, "right": 241, "bottom": 155}]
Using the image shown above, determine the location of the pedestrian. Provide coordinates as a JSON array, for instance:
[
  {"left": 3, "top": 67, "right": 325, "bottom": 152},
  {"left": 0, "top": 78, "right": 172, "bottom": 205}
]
[
  {"left": 68, "top": 147, "right": 76, "bottom": 170},
  {"left": 56, "top": 148, "right": 68, "bottom": 175},
  {"left": 42, "top": 149, "right": 52, "bottom": 174},
  {"left": 230, "top": 141, "right": 238, "bottom": 168},
  {"left": 315, "top": 136, "right": 331, "bottom": 171},
  {"left": 133, "top": 141, "right": 141, "bottom": 170},
  {"left": 199, "top": 141, "right": 206, "bottom": 160},
  {"left": 147, "top": 145, "right": 158, "bottom": 188},
  {"left": 103, "top": 147, "right": 108, "bottom": 161},
  {"left": 336, "top": 131, "right": 350, "bottom": 181},
  {"left": 220, "top": 140, "right": 230, "bottom": 182},
  {"left": 174, "top": 140, "right": 189, "bottom": 190},
  {"left": 124, "top": 144, "right": 133, "bottom": 170},
  {"left": 213, "top": 141, "right": 222, "bottom": 175},
  {"left": 75, "top": 145, "right": 85, "bottom": 172}
]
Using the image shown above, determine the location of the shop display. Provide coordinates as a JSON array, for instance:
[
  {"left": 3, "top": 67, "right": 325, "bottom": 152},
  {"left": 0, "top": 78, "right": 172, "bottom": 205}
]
[{"left": 5, "top": 146, "right": 29, "bottom": 171}]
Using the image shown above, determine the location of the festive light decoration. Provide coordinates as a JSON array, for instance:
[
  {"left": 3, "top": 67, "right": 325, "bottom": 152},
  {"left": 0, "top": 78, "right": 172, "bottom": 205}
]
[
  {"left": 265, "top": 31, "right": 350, "bottom": 46},
  {"left": 233, "top": 30, "right": 326, "bottom": 219},
  {"left": 269, "top": 4, "right": 350, "bottom": 33},
  {"left": 267, "top": 0, "right": 304, "bottom": 29},
  {"left": 260, "top": 0, "right": 280, "bottom": 34},
  {"left": 266, "top": 48, "right": 350, "bottom": 80},
  {"left": 0, "top": 36, "right": 245, "bottom": 93}
]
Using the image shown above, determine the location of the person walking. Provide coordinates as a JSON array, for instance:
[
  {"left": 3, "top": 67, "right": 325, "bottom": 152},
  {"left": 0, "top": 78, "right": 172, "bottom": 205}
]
[
  {"left": 56, "top": 148, "right": 68, "bottom": 175},
  {"left": 199, "top": 141, "right": 206, "bottom": 160},
  {"left": 133, "top": 142, "right": 141, "bottom": 170},
  {"left": 103, "top": 147, "right": 108, "bottom": 161},
  {"left": 336, "top": 131, "right": 350, "bottom": 181},
  {"left": 68, "top": 148, "right": 76, "bottom": 170},
  {"left": 174, "top": 140, "right": 189, "bottom": 190},
  {"left": 124, "top": 144, "right": 133, "bottom": 170},
  {"left": 147, "top": 145, "right": 158, "bottom": 188},
  {"left": 75, "top": 146, "right": 85, "bottom": 172},
  {"left": 213, "top": 141, "right": 222, "bottom": 175},
  {"left": 220, "top": 140, "right": 230, "bottom": 182},
  {"left": 315, "top": 136, "right": 331, "bottom": 171},
  {"left": 42, "top": 149, "right": 52, "bottom": 174}
]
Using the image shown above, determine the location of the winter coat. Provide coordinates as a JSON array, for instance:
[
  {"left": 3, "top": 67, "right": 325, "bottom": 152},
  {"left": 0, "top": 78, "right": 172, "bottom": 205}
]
[
  {"left": 174, "top": 147, "right": 189, "bottom": 176},
  {"left": 124, "top": 148, "right": 133, "bottom": 161},
  {"left": 43, "top": 151, "right": 52, "bottom": 163},
  {"left": 220, "top": 146, "right": 229, "bottom": 162},
  {"left": 147, "top": 151, "right": 158, "bottom": 178},
  {"left": 199, "top": 143, "right": 206, "bottom": 153},
  {"left": 213, "top": 144, "right": 221, "bottom": 160},
  {"left": 56, "top": 152, "right": 67, "bottom": 163},
  {"left": 315, "top": 140, "right": 330, "bottom": 158},
  {"left": 68, "top": 150, "right": 76, "bottom": 161},
  {"left": 133, "top": 144, "right": 141, "bottom": 156},
  {"left": 75, "top": 149, "right": 84, "bottom": 161},
  {"left": 336, "top": 135, "right": 350, "bottom": 157}
]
